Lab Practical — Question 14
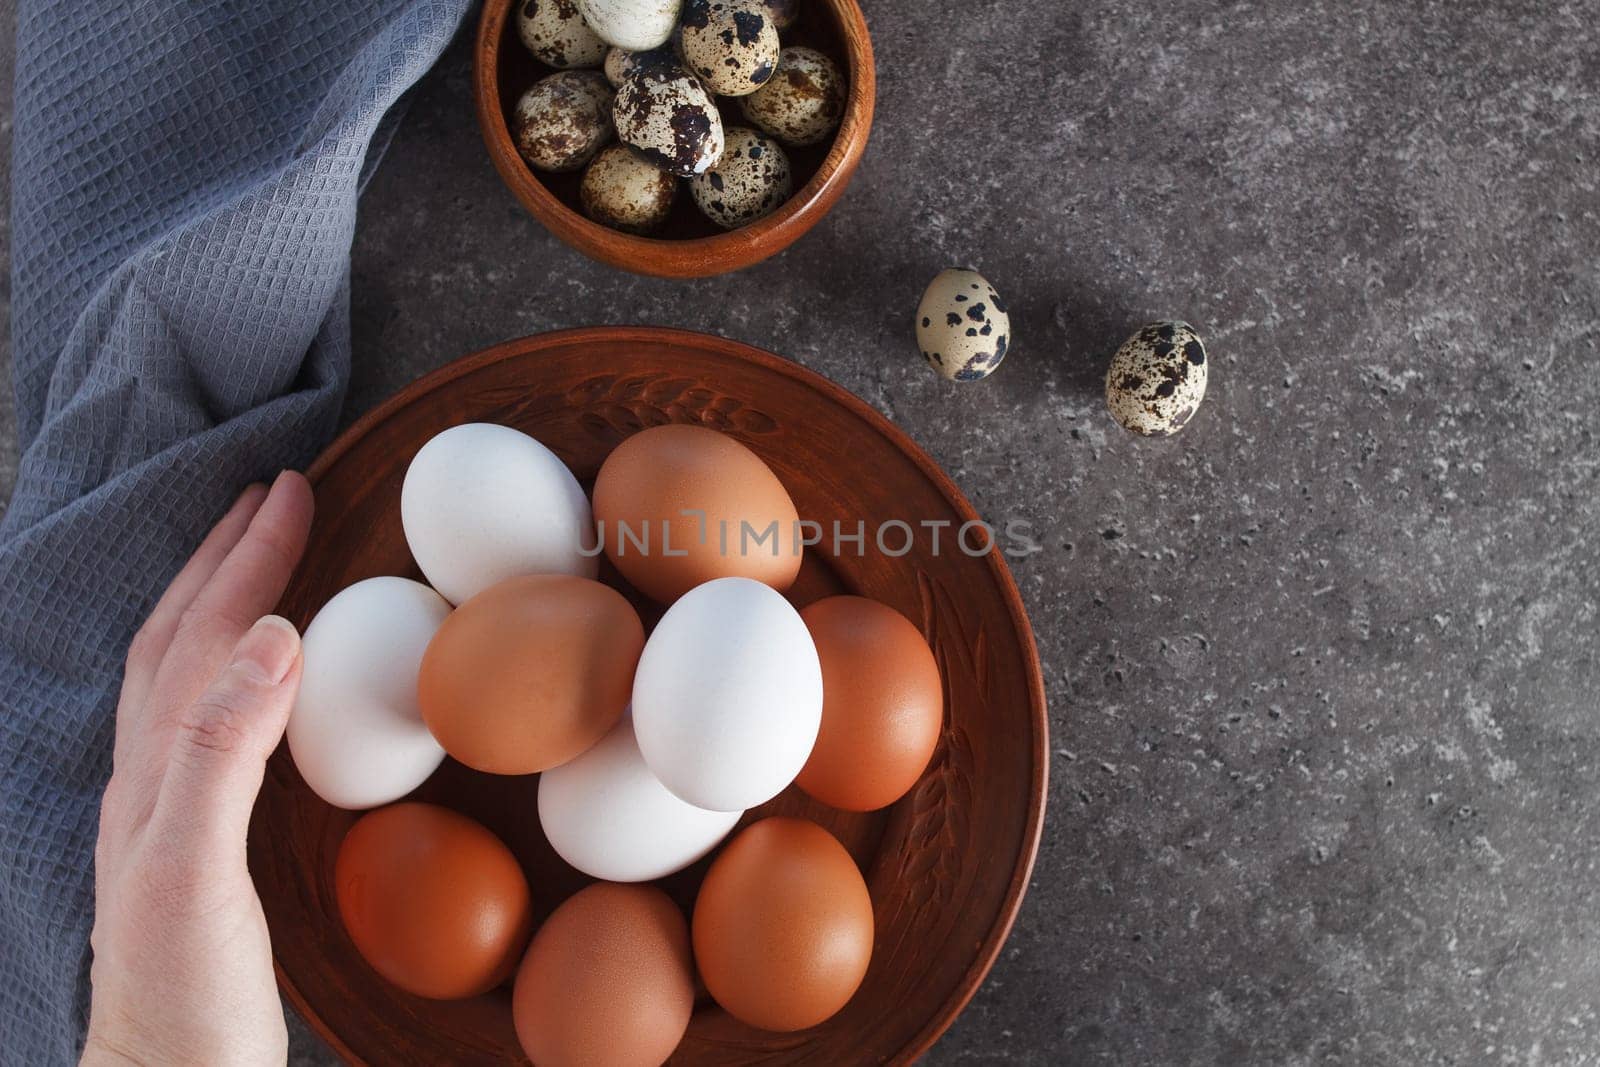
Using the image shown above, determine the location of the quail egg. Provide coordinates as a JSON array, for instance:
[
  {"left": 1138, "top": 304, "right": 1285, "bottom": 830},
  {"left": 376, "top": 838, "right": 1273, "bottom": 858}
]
[
  {"left": 680, "top": 0, "right": 780, "bottom": 98},
  {"left": 615, "top": 54, "right": 725, "bottom": 176},
  {"left": 603, "top": 46, "right": 641, "bottom": 86},
  {"left": 517, "top": 0, "right": 608, "bottom": 69},
  {"left": 915, "top": 268, "right": 1011, "bottom": 382},
  {"left": 515, "top": 70, "right": 616, "bottom": 172},
  {"left": 1105, "top": 322, "right": 1208, "bottom": 436},
  {"left": 582, "top": 144, "right": 678, "bottom": 233},
  {"left": 690, "top": 127, "right": 791, "bottom": 229},
  {"left": 759, "top": 0, "right": 800, "bottom": 31},
  {"left": 740, "top": 46, "right": 845, "bottom": 147},
  {"left": 578, "top": 0, "right": 681, "bottom": 51}
]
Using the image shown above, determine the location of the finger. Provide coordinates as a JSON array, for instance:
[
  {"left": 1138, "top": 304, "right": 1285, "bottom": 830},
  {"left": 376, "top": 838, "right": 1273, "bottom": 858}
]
[
  {"left": 117, "top": 484, "right": 269, "bottom": 760},
  {"left": 181, "top": 470, "right": 315, "bottom": 644},
  {"left": 152, "top": 471, "right": 314, "bottom": 723},
  {"left": 127, "top": 471, "right": 313, "bottom": 803},
  {"left": 150, "top": 615, "right": 302, "bottom": 868}
]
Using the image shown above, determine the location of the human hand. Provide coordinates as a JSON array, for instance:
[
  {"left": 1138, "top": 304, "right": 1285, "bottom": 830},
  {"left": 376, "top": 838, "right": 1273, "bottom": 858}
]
[{"left": 83, "top": 472, "right": 314, "bottom": 1066}]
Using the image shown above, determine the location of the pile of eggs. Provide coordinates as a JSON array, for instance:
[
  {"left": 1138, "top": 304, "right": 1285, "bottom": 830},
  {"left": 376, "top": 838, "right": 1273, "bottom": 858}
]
[
  {"left": 288, "top": 420, "right": 943, "bottom": 1064},
  {"left": 511, "top": 0, "right": 846, "bottom": 233}
]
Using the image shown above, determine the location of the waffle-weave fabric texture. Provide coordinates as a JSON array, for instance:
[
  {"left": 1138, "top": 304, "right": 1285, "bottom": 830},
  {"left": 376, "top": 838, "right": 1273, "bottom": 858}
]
[{"left": 1, "top": 1, "right": 472, "bottom": 1059}]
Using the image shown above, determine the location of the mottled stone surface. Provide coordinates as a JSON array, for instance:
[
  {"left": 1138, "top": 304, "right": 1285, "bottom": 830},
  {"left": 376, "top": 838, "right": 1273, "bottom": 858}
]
[{"left": 7, "top": 2, "right": 1600, "bottom": 1063}]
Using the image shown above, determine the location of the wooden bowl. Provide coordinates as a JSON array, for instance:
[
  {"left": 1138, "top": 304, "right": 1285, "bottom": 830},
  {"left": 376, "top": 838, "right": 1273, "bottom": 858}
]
[
  {"left": 253, "top": 327, "right": 1047, "bottom": 1064},
  {"left": 474, "top": 0, "right": 875, "bottom": 278}
]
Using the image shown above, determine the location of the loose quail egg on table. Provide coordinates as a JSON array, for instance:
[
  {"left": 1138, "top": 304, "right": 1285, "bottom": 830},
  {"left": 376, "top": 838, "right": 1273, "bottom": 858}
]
[
  {"left": 741, "top": 45, "right": 845, "bottom": 146},
  {"left": 915, "top": 268, "right": 1011, "bottom": 382},
  {"left": 582, "top": 144, "right": 678, "bottom": 232},
  {"left": 578, "top": 0, "right": 682, "bottom": 50},
  {"left": 517, "top": 0, "right": 608, "bottom": 68},
  {"left": 514, "top": 70, "right": 616, "bottom": 172},
  {"left": 680, "top": 0, "right": 780, "bottom": 97},
  {"left": 615, "top": 54, "right": 725, "bottom": 176},
  {"left": 1105, "top": 321, "right": 1209, "bottom": 436},
  {"left": 690, "top": 127, "right": 791, "bottom": 228}
]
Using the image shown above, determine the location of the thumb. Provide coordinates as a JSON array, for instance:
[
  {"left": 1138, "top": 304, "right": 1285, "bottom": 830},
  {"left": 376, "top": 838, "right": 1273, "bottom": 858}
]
[{"left": 153, "top": 615, "right": 302, "bottom": 863}]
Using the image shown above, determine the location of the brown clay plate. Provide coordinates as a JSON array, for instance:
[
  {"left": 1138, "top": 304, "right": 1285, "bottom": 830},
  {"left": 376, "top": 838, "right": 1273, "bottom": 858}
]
[{"left": 252, "top": 326, "right": 1048, "bottom": 1065}]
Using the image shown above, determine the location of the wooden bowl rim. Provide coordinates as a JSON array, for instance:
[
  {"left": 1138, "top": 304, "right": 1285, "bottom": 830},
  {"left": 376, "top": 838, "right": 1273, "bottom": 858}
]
[
  {"left": 473, "top": 0, "right": 877, "bottom": 279},
  {"left": 277, "top": 326, "right": 1048, "bottom": 1063}
]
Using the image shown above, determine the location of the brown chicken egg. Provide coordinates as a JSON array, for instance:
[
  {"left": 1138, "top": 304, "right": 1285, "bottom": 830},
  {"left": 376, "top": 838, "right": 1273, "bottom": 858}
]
[
  {"left": 334, "top": 803, "right": 533, "bottom": 1000},
  {"left": 417, "top": 574, "right": 644, "bottom": 774},
  {"left": 592, "top": 424, "right": 802, "bottom": 604},
  {"left": 692, "top": 817, "right": 874, "bottom": 1031},
  {"left": 794, "top": 596, "right": 943, "bottom": 811},
  {"left": 513, "top": 883, "right": 695, "bottom": 1067}
]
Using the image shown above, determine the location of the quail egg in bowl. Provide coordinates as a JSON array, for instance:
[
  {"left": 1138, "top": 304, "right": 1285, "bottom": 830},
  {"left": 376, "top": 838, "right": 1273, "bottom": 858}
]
[{"left": 476, "top": 0, "right": 876, "bottom": 276}]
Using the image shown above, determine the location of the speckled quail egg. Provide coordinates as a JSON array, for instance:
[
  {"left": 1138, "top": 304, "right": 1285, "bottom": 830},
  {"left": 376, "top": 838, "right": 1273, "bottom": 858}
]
[
  {"left": 690, "top": 127, "right": 791, "bottom": 229},
  {"left": 517, "top": 0, "right": 608, "bottom": 69},
  {"left": 582, "top": 144, "right": 678, "bottom": 233},
  {"left": 1105, "top": 321, "right": 1208, "bottom": 436},
  {"left": 577, "top": 0, "right": 681, "bottom": 51},
  {"left": 603, "top": 46, "right": 640, "bottom": 86},
  {"left": 915, "top": 268, "right": 1011, "bottom": 382},
  {"left": 515, "top": 70, "right": 616, "bottom": 172},
  {"left": 680, "top": 0, "right": 780, "bottom": 97},
  {"left": 614, "top": 54, "right": 725, "bottom": 176},
  {"left": 759, "top": 0, "right": 800, "bottom": 31},
  {"left": 740, "top": 46, "right": 845, "bottom": 147}
]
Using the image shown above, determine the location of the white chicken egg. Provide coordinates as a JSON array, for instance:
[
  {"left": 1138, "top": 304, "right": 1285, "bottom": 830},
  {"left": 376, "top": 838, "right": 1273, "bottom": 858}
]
[
  {"left": 287, "top": 578, "right": 450, "bottom": 810},
  {"left": 401, "top": 422, "right": 598, "bottom": 606},
  {"left": 632, "top": 577, "right": 822, "bottom": 812},
  {"left": 538, "top": 714, "right": 742, "bottom": 882}
]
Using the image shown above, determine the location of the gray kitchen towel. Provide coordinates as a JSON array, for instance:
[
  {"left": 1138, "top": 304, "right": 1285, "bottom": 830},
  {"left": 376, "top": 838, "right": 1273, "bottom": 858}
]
[{"left": 1, "top": 0, "right": 473, "bottom": 1060}]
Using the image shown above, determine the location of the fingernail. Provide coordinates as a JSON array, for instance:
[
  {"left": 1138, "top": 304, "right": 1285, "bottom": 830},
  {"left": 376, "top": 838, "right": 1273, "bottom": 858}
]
[{"left": 233, "top": 615, "right": 300, "bottom": 685}]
